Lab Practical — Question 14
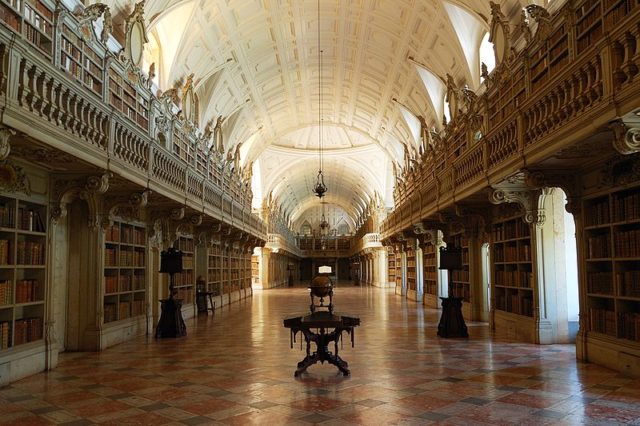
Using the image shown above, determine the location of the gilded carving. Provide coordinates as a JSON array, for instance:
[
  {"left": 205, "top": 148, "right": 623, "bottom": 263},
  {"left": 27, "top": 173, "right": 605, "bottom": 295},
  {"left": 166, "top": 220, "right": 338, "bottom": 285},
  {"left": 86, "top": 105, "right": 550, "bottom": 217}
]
[
  {"left": 0, "top": 160, "right": 31, "bottom": 195},
  {"left": 489, "top": 1, "right": 511, "bottom": 66},
  {"left": 525, "top": 5, "right": 551, "bottom": 41}
]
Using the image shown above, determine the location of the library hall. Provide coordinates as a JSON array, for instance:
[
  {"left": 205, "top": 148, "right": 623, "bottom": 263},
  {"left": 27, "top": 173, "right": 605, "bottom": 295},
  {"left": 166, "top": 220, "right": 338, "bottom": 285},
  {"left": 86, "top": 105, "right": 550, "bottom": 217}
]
[{"left": 1, "top": 0, "right": 640, "bottom": 424}]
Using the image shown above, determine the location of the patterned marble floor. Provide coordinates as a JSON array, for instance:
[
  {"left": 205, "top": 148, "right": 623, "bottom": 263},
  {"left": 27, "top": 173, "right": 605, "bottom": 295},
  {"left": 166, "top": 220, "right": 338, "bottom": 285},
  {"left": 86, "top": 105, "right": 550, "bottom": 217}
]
[{"left": 1, "top": 284, "right": 640, "bottom": 425}]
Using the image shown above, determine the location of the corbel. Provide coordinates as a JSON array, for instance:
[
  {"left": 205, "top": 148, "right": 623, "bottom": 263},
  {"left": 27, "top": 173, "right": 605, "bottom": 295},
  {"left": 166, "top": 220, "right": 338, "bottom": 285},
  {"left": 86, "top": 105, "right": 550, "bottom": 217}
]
[
  {"left": 104, "top": 189, "right": 151, "bottom": 224},
  {"left": 51, "top": 172, "right": 111, "bottom": 227},
  {"left": 489, "top": 171, "right": 545, "bottom": 226},
  {"left": 525, "top": 169, "right": 582, "bottom": 216},
  {"left": 610, "top": 118, "right": 640, "bottom": 155}
]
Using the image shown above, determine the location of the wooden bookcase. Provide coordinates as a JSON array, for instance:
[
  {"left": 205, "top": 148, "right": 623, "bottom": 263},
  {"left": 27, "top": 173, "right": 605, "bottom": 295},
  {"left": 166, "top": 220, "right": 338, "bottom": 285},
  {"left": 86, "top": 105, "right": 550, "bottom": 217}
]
[
  {"left": 108, "top": 67, "right": 149, "bottom": 131},
  {"left": 491, "top": 215, "right": 535, "bottom": 318},
  {"left": 406, "top": 245, "right": 417, "bottom": 296},
  {"left": 103, "top": 221, "right": 146, "bottom": 324},
  {"left": 59, "top": 23, "right": 104, "bottom": 97},
  {"left": 583, "top": 185, "right": 640, "bottom": 343},
  {"left": 387, "top": 246, "right": 396, "bottom": 285},
  {"left": 251, "top": 255, "right": 259, "bottom": 286},
  {"left": 175, "top": 236, "right": 194, "bottom": 305},
  {"left": 0, "top": 0, "right": 54, "bottom": 59},
  {"left": 395, "top": 250, "right": 402, "bottom": 292},
  {"left": 422, "top": 242, "right": 439, "bottom": 308},
  {"left": 242, "top": 251, "right": 251, "bottom": 290},
  {"left": 173, "top": 127, "right": 194, "bottom": 165},
  {"left": 449, "top": 233, "right": 471, "bottom": 302},
  {"left": 0, "top": 193, "right": 47, "bottom": 350},
  {"left": 207, "top": 244, "right": 223, "bottom": 296}
]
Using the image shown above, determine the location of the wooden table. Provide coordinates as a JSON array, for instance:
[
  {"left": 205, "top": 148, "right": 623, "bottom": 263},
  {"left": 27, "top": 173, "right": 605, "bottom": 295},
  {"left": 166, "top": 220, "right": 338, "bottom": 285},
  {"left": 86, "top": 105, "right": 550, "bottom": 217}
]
[{"left": 283, "top": 311, "right": 360, "bottom": 376}]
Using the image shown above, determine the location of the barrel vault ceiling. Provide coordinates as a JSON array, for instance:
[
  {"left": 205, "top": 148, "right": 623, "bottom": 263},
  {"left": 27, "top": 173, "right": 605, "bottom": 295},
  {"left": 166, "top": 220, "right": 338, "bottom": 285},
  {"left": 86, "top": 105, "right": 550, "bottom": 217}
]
[{"left": 94, "top": 0, "right": 532, "bottom": 229}]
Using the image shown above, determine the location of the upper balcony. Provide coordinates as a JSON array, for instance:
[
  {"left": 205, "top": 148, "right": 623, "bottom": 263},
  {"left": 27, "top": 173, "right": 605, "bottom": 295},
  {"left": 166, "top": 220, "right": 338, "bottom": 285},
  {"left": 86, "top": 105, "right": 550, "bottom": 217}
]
[{"left": 0, "top": 0, "right": 266, "bottom": 239}]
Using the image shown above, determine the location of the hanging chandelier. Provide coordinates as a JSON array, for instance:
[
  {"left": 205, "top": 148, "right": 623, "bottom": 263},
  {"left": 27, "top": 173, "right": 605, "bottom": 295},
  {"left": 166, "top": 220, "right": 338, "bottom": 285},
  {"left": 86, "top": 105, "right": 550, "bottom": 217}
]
[{"left": 312, "top": 0, "right": 327, "bottom": 199}]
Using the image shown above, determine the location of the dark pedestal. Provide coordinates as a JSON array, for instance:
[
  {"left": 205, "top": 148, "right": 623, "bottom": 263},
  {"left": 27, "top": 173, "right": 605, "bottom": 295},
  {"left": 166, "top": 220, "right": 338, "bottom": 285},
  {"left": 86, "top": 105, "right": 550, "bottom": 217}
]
[
  {"left": 437, "top": 297, "right": 469, "bottom": 338},
  {"left": 155, "top": 298, "right": 187, "bottom": 338}
]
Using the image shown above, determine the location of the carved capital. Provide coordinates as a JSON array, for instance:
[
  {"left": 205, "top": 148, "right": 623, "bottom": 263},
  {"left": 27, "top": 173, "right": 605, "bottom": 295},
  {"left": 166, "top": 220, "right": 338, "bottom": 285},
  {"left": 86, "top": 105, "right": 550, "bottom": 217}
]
[
  {"left": 85, "top": 173, "right": 111, "bottom": 194},
  {"left": 190, "top": 214, "right": 203, "bottom": 227},
  {"left": 490, "top": 171, "right": 544, "bottom": 226}
]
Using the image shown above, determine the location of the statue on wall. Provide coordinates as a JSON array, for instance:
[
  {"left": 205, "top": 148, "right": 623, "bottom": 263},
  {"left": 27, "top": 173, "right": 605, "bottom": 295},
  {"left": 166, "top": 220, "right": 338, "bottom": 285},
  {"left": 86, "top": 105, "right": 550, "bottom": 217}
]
[
  {"left": 213, "top": 116, "right": 224, "bottom": 154},
  {"left": 445, "top": 74, "right": 458, "bottom": 122}
]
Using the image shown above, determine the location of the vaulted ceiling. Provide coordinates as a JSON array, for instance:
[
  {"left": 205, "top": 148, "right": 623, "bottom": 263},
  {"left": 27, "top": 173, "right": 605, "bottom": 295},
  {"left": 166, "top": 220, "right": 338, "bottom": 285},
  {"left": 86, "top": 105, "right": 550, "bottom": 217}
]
[{"left": 96, "top": 0, "right": 533, "bottom": 230}]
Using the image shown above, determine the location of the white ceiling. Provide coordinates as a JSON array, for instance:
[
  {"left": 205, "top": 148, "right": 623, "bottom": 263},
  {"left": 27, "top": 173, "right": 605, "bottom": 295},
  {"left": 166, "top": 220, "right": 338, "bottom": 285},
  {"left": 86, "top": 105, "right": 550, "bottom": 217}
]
[{"left": 96, "top": 0, "right": 532, "bottom": 228}]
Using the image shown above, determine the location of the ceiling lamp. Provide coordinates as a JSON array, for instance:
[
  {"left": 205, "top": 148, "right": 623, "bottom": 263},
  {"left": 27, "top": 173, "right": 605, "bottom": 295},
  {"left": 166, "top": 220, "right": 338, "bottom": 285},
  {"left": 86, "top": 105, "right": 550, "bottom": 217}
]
[{"left": 312, "top": 0, "right": 327, "bottom": 199}]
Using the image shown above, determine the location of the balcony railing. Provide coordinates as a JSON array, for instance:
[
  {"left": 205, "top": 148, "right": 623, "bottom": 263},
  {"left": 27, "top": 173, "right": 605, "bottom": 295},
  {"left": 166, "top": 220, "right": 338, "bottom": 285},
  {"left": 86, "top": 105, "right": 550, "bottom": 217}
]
[
  {"left": 382, "top": 0, "right": 640, "bottom": 238},
  {"left": 0, "top": 0, "right": 266, "bottom": 240}
]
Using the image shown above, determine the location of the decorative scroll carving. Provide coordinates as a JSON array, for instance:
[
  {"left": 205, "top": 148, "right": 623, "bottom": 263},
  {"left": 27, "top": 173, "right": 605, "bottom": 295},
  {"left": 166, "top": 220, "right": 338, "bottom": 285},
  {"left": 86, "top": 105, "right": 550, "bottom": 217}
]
[
  {"left": 489, "top": 172, "right": 544, "bottom": 225},
  {"left": 445, "top": 74, "right": 459, "bottom": 122},
  {"left": 170, "top": 207, "right": 185, "bottom": 221},
  {"left": 525, "top": 5, "right": 551, "bottom": 41},
  {"left": 106, "top": 189, "right": 150, "bottom": 223},
  {"left": 51, "top": 173, "right": 111, "bottom": 227},
  {"left": 599, "top": 155, "right": 640, "bottom": 187},
  {"left": 0, "top": 160, "right": 30, "bottom": 195},
  {"left": 0, "top": 125, "right": 16, "bottom": 160},
  {"left": 190, "top": 214, "right": 203, "bottom": 226},
  {"left": 75, "top": 3, "right": 112, "bottom": 43},
  {"left": 489, "top": 1, "right": 510, "bottom": 66},
  {"left": 610, "top": 120, "right": 640, "bottom": 155},
  {"left": 123, "top": 1, "right": 148, "bottom": 67},
  {"left": 514, "top": 9, "right": 532, "bottom": 44}
]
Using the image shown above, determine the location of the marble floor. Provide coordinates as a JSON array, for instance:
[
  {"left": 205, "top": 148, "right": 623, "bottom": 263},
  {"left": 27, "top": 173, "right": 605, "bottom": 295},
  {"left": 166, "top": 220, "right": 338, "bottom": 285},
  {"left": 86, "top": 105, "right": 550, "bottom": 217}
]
[{"left": 1, "top": 284, "right": 640, "bottom": 425}]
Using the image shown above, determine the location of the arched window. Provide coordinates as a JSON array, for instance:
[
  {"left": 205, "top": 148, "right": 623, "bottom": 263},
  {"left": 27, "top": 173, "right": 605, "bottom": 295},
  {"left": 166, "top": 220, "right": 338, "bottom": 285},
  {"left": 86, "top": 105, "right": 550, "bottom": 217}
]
[{"left": 479, "top": 32, "right": 495, "bottom": 81}]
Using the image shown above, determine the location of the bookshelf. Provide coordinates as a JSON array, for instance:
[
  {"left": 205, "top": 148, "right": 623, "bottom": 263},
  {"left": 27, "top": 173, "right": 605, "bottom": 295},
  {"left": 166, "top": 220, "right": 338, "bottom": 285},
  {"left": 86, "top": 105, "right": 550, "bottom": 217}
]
[
  {"left": 0, "top": 194, "right": 47, "bottom": 350},
  {"left": 387, "top": 246, "right": 396, "bottom": 285},
  {"left": 173, "top": 127, "right": 194, "bottom": 165},
  {"left": 449, "top": 233, "right": 471, "bottom": 303},
  {"left": 583, "top": 184, "right": 640, "bottom": 343},
  {"left": 60, "top": 23, "right": 104, "bottom": 97},
  {"left": 103, "top": 221, "right": 146, "bottom": 324},
  {"left": 406, "top": 246, "right": 416, "bottom": 292},
  {"left": 251, "top": 254, "right": 259, "bottom": 286},
  {"left": 395, "top": 250, "right": 402, "bottom": 292},
  {"left": 207, "top": 244, "right": 223, "bottom": 296},
  {"left": 0, "top": 0, "right": 54, "bottom": 59},
  {"left": 575, "top": 0, "right": 604, "bottom": 55},
  {"left": 491, "top": 215, "right": 535, "bottom": 318},
  {"left": 108, "top": 67, "right": 149, "bottom": 131},
  {"left": 175, "top": 236, "right": 194, "bottom": 304},
  {"left": 422, "top": 242, "right": 439, "bottom": 307}
]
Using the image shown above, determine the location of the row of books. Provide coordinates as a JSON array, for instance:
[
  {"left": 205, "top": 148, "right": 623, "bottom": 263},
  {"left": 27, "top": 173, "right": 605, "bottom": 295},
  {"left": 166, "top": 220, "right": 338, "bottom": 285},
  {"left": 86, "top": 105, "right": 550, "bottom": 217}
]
[
  {"left": 16, "top": 241, "right": 45, "bottom": 265},
  {"left": 587, "top": 272, "right": 613, "bottom": 294},
  {"left": 105, "top": 274, "right": 145, "bottom": 293},
  {"left": 0, "top": 280, "right": 11, "bottom": 305},
  {"left": 492, "top": 220, "right": 530, "bottom": 241},
  {"left": 176, "top": 288, "right": 194, "bottom": 302},
  {"left": 424, "top": 282, "right": 437, "bottom": 295},
  {"left": 0, "top": 321, "right": 9, "bottom": 349},
  {"left": 495, "top": 293, "right": 534, "bottom": 317},
  {"left": 105, "top": 248, "right": 145, "bottom": 267},
  {"left": 613, "top": 192, "right": 640, "bottom": 222},
  {"left": 17, "top": 207, "right": 45, "bottom": 232},
  {"left": 105, "top": 224, "right": 146, "bottom": 245},
  {"left": 450, "top": 269, "right": 469, "bottom": 283},
  {"left": 587, "top": 234, "right": 611, "bottom": 259},
  {"left": 174, "top": 271, "right": 194, "bottom": 286},
  {"left": 450, "top": 283, "right": 470, "bottom": 301},
  {"left": 103, "top": 300, "right": 146, "bottom": 323},
  {"left": 177, "top": 238, "right": 194, "bottom": 252},
  {"left": 616, "top": 271, "right": 640, "bottom": 297},
  {"left": 13, "top": 317, "right": 43, "bottom": 346},
  {"left": 590, "top": 307, "right": 617, "bottom": 336},
  {"left": 15, "top": 279, "right": 39, "bottom": 303},
  {"left": 494, "top": 270, "right": 534, "bottom": 288},
  {"left": 494, "top": 244, "right": 531, "bottom": 262},
  {"left": 0, "top": 203, "right": 15, "bottom": 228},
  {"left": 585, "top": 198, "right": 610, "bottom": 226},
  {"left": 618, "top": 312, "right": 640, "bottom": 341},
  {"left": 0, "top": 239, "right": 10, "bottom": 264},
  {"left": 613, "top": 229, "right": 640, "bottom": 257}
]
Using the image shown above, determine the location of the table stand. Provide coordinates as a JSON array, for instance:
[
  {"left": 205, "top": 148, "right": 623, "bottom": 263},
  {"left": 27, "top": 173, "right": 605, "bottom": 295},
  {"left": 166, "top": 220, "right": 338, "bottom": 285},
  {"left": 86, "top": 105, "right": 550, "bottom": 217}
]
[
  {"left": 294, "top": 327, "right": 352, "bottom": 376},
  {"left": 155, "top": 271, "right": 187, "bottom": 338}
]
